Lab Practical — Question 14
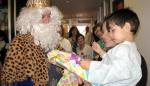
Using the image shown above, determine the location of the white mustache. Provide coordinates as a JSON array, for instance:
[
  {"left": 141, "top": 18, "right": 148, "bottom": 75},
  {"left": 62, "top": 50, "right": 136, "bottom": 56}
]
[{"left": 31, "top": 23, "right": 60, "bottom": 51}]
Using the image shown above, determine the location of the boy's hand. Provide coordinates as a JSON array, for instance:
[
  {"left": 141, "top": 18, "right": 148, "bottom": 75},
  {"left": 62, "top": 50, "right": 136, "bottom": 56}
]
[
  {"left": 92, "top": 42, "right": 101, "bottom": 53},
  {"left": 92, "top": 42, "right": 106, "bottom": 57},
  {"left": 79, "top": 59, "right": 91, "bottom": 69}
]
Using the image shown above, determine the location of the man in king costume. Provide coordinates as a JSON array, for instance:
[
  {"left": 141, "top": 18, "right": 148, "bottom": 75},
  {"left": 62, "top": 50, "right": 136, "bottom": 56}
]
[{"left": 1, "top": 0, "right": 62, "bottom": 85}]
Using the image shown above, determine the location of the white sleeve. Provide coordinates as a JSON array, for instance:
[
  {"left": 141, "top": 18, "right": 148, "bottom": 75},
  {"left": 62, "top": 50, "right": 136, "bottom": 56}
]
[{"left": 88, "top": 45, "right": 132, "bottom": 84}]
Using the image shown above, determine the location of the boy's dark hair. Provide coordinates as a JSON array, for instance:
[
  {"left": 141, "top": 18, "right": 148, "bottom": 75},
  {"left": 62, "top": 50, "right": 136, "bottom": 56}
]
[{"left": 108, "top": 8, "right": 140, "bottom": 34}]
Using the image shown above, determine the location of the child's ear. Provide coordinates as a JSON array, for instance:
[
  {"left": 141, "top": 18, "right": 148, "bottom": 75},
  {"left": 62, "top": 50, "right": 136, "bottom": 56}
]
[{"left": 124, "top": 22, "right": 131, "bottom": 31}]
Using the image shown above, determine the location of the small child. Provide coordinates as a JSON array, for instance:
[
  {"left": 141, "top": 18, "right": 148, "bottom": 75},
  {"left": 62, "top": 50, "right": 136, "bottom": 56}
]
[{"left": 80, "top": 8, "right": 142, "bottom": 86}]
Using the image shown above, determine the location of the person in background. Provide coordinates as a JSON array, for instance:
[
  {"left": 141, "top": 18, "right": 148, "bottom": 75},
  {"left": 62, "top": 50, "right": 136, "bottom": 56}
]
[
  {"left": 94, "top": 24, "right": 105, "bottom": 49},
  {"left": 0, "top": 30, "right": 8, "bottom": 65},
  {"left": 68, "top": 26, "right": 80, "bottom": 53},
  {"left": 92, "top": 24, "right": 105, "bottom": 60},
  {"left": 1, "top": 0, "right": 62, "bottom": 85},
  {"left": 57, "top": 25, "right": 72, "bottom": 52},
  {"left": 76, "top": 34, "right": 94, "bottom": 60},
  {"left": 80, "top": 8, "right": 142, "bottom": 86},
  {"left": 0, "top": 21, "right": 8, "bottom": 31},
  {"left": 85, "top": 26, "right": 92, "bottom": 45}
]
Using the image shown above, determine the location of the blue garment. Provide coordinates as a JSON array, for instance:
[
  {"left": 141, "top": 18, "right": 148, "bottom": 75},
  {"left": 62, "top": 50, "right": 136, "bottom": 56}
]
[{"left": 12, "top": 77, "right": 33, "bottom": 86}]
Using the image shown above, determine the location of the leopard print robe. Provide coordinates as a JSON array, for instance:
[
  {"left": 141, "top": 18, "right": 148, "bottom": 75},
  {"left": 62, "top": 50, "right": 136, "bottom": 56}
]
[{"left": 1, "top": 33, "right": 48, "bottom": 86}]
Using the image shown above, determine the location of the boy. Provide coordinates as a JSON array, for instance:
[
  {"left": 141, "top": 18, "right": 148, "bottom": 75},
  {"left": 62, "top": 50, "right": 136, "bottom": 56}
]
[{"left": 80, "top": 8, "right": 142, "bottom": 86}]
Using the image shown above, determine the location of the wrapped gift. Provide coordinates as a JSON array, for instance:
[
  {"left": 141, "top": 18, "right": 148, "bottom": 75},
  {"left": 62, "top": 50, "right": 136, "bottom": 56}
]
[
  {"left": 57, "top": 70, "right": 79, "bottom": 86},
  {"left": 47, "top": 50, "right": 88, "bottom": 80}
]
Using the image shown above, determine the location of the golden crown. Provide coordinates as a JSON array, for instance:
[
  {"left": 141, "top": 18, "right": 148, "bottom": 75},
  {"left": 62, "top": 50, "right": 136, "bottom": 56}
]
[{"left": 26, "top": 0, "right": 50, "bottom": 8}]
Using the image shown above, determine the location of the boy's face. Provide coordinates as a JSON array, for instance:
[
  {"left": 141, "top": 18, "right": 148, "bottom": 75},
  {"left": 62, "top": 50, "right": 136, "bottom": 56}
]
[
  {"left": 109, "top": 22, "right": 131, "bottom": 44},
  {"left": 102, "top": 22, "right": 116, "bottom": 48}
]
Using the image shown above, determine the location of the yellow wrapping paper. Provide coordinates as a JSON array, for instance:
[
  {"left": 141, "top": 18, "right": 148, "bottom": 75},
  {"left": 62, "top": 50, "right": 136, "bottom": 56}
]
[{"left": 47, "top": 50, "right": 88, "bottom": 80}]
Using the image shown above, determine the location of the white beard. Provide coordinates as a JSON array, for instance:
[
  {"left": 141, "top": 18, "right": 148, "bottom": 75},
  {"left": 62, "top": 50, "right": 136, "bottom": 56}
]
[{"left": 31, "top": 23, "right": 60, "bottom": 51}]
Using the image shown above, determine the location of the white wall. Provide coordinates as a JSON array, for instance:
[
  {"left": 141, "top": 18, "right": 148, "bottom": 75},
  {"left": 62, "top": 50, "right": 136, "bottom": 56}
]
[{"left": 125, "top": 0, "right": 150, "bottom": 86}]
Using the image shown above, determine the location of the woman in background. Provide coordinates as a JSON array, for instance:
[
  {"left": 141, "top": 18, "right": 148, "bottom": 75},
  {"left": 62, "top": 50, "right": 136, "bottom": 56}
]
[
  {"left": 76, "top": 34, "right": 94, "bottom": 60},
  {"left": 68, "top": 26, "right": 80, "bottom": 53},
  {"left": 92, "top": 24, "right": 105, "bottom": 60}
]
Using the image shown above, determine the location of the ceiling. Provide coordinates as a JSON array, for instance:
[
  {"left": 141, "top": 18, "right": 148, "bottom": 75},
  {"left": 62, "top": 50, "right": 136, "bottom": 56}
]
[
  {"left": 51, "top": 0, "right": 103, "bottom": 19},
  {"left": 15, "top": 0, "right": 104, "bottom": 19}
]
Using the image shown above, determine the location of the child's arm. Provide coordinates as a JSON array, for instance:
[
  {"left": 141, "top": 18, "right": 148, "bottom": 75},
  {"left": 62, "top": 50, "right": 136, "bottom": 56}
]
[
  {"left": 92, "top": 42, "right": 106, "bottom": 57},
  {"left": 80, "top": 42, "right": 106, "bottom": 70}
]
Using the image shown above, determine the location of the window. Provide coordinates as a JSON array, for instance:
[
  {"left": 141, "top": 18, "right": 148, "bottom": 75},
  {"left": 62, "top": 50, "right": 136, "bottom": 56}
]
[{"left": 77, "top": 25, "right": 86, "bottom": 36}]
